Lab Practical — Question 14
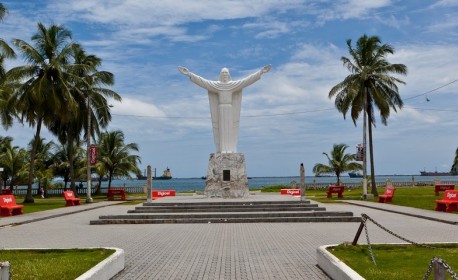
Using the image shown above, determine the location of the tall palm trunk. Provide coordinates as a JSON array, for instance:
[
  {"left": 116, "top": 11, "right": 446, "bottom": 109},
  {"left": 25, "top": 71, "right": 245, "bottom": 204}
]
[
  {"left": 368, "top": 117, "right": 378, "bottom": 196},
  {"left": 25, "top": 117, "right": 43, "bottom": 203},
  {"left": 108, "top": 170, "right": 113, "bottom": 189},
  {"left": 362, "top": 94, "right": 368, "bottom": 196},
  {"left": 67, "top": 135, "right": 77, "bottom": 196},
  {"left": 96, "top": 177, "right": 103, "bottom": 194}
]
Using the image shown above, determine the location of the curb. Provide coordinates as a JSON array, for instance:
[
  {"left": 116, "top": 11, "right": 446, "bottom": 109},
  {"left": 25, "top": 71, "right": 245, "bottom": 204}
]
[
  {"left": 316, "top": 245, "right": 365, "bottom": 280},
  {"left": 0, "top": 201, "right": 126, "bottom": 229},
  {"left": 0, "top": 247, "right": 124, "bottom": 280},
  {"left": 76, "top": 247, "right": 124, "bottom": 280},
  {"left": 345, "top": 201, "right": 458, "bottom": 225}
]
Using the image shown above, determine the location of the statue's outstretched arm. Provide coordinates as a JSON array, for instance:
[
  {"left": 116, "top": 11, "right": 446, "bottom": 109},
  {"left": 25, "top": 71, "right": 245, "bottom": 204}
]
[
  {"left": 261, "top": 64, "right": 271, "bottom": 74},
  {"left": 178, "top": 66, "right": 190, "bottom": 76}
]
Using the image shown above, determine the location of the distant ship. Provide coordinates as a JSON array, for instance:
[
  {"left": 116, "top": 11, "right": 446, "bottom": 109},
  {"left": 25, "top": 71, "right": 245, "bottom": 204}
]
[
  {"left": 348, "top": 172, "right": 363, "bottom": 178},
  {"left": 137, "top": 167, "right": 172, "bottom": 180},
  {"left": 420, "top": 170, "right": 454, "bottom": 176}
]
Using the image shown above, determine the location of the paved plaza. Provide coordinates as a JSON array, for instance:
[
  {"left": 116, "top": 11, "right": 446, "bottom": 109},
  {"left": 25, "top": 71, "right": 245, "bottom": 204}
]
[{"left": 0, "top": 194, "right": 457, "bottom": 279}]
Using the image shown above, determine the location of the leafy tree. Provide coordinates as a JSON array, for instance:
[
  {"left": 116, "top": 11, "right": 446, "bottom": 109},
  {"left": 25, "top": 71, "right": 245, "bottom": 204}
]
[
  {"left": 28, "top": 137, "right": 57, "bottom": 197},
  {"left": 313, "top": 143, "right": 362, "bottom": 185},
  {"left": 48, "top": 46, "right": 120, "bottom": 196},
  {"left": 8, "top": 23, "right": 80, "bottom": 203},
  {"left": 97, "top": 130, "right": 141, "bottom": 188},
  {"left": 329, "top": 35, "right": 407, "bottom": 196},
  {"left": 92, "top": 160, "right": 108, "bottom": 195},
  {"left": 0, "top": 3, "right": 16, "bottom": 129},
  {"left": 0, "top": 137, "right": 27, "bottom": 189},
  {"left": 451, "top": 148, "right": 458, "bottom": 175},
  {"left": 50, "top": 144, "right": 72, "bottom": 189}
]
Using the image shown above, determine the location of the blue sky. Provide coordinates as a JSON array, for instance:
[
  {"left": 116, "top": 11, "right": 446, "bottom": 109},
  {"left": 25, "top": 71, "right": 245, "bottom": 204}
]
[{"left": 1, "top": 0, "right": 458, "bottom": 178}]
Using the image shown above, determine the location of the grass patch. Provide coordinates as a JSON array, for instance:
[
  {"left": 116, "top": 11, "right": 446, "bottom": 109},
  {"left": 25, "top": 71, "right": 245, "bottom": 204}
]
[
  {"left": 13, "top": 197, "right": 76, "bottom": 214},
  {"left": 5, "top": 194, "right": 147, "bottom": 214},
  {"left": 260, "top": 184, "right": 457, "bottom": 213},
  {"left": 328, "top": 243, "right": 458, "bottom": 280},
  {"left": 296, "top": 185, "right": 456, "bottom": 213},
  {"left": 0, "top": 248, "right": 115, "bottom": 280}
]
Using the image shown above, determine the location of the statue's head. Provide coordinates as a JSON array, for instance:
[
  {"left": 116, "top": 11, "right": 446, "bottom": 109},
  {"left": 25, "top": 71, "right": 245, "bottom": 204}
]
[{"left": 219, "top": 68, "right": 231, "bottom": 83}]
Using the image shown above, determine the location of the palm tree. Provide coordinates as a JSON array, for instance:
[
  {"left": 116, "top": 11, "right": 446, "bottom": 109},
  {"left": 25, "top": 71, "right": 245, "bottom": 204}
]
[
  {"left": 48, "top": 46, "right": 121, "bottom": 196},
  {"left": 98, "top": 130, "right": 141, "bottom": 188},
  {"left": 50, "top": 144, "right": 72, "bottom": 189},
  {"left": 8, "top": 23, "right": 79, "bottom": 203},
  {"left": 71, "top": 46, "right": 121, "bottom": 195},
  {"left": 92, "top": 160, "right": 108, "bottom": 195},
  {"left": 329, "top": 35, "right": 407, "bottom": 196},
  {"left": 29, "top": 137, "right": 57, "bottom": 197},
  {"left": 0, "top": 137, "right": 28, "bottom": 189},
  {"left": 451, "top": 148, "right": 458, "bottom": 175},
  {"left": 313, "top": 144, "right": 362, "bottom": 185},
  {"left": 0, "top": 3, "right": 16, "bottom": 130}
]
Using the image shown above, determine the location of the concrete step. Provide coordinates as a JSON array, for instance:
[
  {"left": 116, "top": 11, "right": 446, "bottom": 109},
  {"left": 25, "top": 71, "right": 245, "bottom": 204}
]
[
  {"left": 99, "top": 211, "right": 355, "bottom": 220},
  {"left": 143, "top": 200, "right": 311, "bottom": 206},
  {"left": 90, "top": 216, "right": 362, "bottom": 224},
  {"left": 89, "top": 199, "right": 361, "bottom": 224},
  {"left": 128, "top": 205, "right": 325, "bottom": 213}
]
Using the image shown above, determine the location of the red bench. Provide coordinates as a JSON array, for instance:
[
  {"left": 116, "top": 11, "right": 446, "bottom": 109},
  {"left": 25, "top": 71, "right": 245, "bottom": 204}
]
[
  {"left": 63, "top": 190, "right": 80, "bottom": 206},
  {"left": 434, "top": 184, "right": 454, "bottom": 196},
  {"left": 1, "top": 189, "right": 12, "bottom": 195},
  {"left": 0, "top": 195, "right": 24, "bottom": 216},
  {"left": 327, "top": 185, "right": 344, "bottom": 198},
  {"left": 435, "top": 190, "right": 458, "bottom": 212},
  {"left": 152, "top": 190, "right": 176, "bottom": 199},
  {"left": 378, "top": 187, "right": 396, "bottom": 203},
  {"left": 107, "top": 188, "right": 126, "bottom": 201},
  {"left": 280, "top": 189, "right": 301, "bottom": 196}
]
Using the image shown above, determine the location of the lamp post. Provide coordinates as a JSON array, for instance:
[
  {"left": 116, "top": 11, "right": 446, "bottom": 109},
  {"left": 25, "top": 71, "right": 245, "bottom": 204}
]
[
  {"left": 86, "top": 97, "right": 112, "bottom": 203},
  {"left": 86, "top": 96, "right": 93, "bottom": 203}
]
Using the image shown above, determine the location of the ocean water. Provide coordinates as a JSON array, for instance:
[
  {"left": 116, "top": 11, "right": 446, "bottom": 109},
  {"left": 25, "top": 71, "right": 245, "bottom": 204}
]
[{"left": 98, "top": 175, "right": 458, "bottom": 192}]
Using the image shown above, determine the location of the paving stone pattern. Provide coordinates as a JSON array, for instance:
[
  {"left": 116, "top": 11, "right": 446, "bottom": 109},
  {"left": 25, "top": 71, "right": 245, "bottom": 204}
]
[{"left": 0, "top": 195, "right": 457, "bottom": 279}]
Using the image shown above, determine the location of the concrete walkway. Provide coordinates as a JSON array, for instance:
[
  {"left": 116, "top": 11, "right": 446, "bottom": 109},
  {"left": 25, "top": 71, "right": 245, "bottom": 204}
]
[{"left": 0, "top": 194, "right": 457, "bottom": 279}]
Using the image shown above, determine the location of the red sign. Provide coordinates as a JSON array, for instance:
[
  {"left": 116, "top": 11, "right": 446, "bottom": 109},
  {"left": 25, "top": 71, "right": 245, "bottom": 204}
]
[
  {"left": 152, "top": 190, "right": 176, "bottom": 198},
  {"left": 89, "top": 145, "right": 98, "bottom": 165},
  {"left": 280, "top": 189, "right": 301, "bottom": 196},
  {"left": 356, "top": 144, "right": 364, "bottom": 161}
]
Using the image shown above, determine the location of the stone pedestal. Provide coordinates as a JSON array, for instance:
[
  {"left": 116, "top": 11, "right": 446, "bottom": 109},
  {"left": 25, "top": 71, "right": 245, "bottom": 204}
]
[{"left": 205, "top": 153, "right": 249, "bottom": 198}]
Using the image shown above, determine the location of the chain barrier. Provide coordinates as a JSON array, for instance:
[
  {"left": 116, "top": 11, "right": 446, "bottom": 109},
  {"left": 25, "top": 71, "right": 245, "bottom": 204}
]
[
  {"left": 361, "top": 217, "right": 377, "bottom": 265},
  {"left": 358, "top": 214, "right": 436, "bottom": 266},
  {"left": 361, "top": 214, "right": 436, "bottom": 249},
  {"left": 423, "top": 256, "right": 458, "bottom": 280},
  {"left": 355, "top": 214, "right": 457, "bottom": 278}
]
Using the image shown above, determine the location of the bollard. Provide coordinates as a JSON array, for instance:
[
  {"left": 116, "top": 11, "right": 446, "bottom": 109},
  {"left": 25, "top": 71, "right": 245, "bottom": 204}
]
[
  {"left": 146, "top": 165, "right": 153, "bottom": 203},
  {"left": 0, "top": 261, "right": 10, "bottom": 280},
  {"left": 433, "top": 259, "right": 446, "bottom": 280}
]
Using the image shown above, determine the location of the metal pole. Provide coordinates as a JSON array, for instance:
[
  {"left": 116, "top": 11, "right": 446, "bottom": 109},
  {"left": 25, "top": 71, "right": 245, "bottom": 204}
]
[
  {"left": 300, "top": 163, "right": 305, "bottom": 201},
  {"left": 1, "top": 261, "right": 11, "bottom": 279},
  {"left": 146, "top": 165, "right": 152, "bottom": 203},
  {"left": 433, "top": 259, "right": 446, "bottom": 280},
  {"left": 352, "top": 221, "right": 365, "bottom": 245},
  {"left": 86, "top": 96, "right": 93, "bottom": 203}
]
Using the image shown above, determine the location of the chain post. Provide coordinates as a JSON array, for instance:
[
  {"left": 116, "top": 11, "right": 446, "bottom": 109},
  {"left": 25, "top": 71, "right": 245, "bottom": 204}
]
[
  {"left": 352, "top": 220, "right": 365, "bottom": 245},
  {"left": 433, "top": 259, "right": 447, "bottom": 280}
]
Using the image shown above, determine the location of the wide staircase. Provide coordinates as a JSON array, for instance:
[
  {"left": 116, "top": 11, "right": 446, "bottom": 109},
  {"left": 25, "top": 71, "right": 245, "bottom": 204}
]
[{"left": 90, "top": 199, "right": 361, "bottom": 224}]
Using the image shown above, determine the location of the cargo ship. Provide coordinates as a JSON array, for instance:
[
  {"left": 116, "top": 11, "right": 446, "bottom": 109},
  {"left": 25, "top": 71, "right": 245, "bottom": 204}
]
[
  {"left": 137, "top": 167, "right": 172, "bottom": 180},
  {"left": 419, "top": 170, "right": 453, "bottom": 176}
]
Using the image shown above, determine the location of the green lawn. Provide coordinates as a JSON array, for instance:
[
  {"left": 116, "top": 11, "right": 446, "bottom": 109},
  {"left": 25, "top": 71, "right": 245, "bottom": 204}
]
[
  {"left": 0, "top": 248, "right": 115, "bottom": 280},
  {"left": 262, "top": 184, "right": 456, "bottom": 213},
  {"left": 328, "top": 243, "right": 458, "bottom": 280},
  {"left": 0, "top": 194, "right": 144, "bottom": 216},
  {"left": 3, "top": 185, "right": 453, "bottom": 215}
]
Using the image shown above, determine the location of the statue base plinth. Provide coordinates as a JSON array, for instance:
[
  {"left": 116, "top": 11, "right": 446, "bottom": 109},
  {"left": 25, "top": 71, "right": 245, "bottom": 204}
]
[{"left": 205, "top": 153, "right": 249, "bottom": 198}]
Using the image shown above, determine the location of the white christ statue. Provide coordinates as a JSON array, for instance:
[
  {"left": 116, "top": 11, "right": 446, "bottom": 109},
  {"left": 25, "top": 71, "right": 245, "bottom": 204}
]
[{"left": 179, "top": 65, "right": 271, "bottom": 153}]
